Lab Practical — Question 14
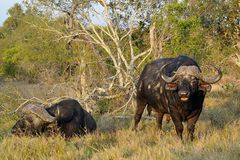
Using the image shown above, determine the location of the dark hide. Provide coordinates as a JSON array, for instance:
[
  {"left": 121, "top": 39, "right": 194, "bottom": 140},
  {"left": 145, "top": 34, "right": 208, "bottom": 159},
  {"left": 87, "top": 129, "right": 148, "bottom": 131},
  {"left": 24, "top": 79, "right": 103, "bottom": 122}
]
[
  {"left": 134, "top": 55, "right": 215, "bottom": 141},
  {"left": 12, "top": 99, "right": 97, "bottom": 137}
]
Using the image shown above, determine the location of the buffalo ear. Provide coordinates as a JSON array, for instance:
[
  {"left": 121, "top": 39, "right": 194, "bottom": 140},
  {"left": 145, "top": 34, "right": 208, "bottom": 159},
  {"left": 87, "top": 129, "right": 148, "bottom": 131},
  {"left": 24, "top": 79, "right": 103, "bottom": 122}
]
[
  {"left": 165, "top": 83, "right": 177, "bottom": 90},
  {"left": 199, "top": 83, "right": 212, "bottom": 92}
]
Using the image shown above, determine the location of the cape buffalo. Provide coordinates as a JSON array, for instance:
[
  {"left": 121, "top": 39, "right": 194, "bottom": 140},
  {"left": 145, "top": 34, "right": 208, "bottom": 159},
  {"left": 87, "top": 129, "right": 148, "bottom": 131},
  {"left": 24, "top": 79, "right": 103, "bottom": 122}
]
[
  {"left": 11, "top": 99, "right": 97, "bottom": 137},
  {"left": 134, "top": 55, "right": 222, "bottom": 140}
]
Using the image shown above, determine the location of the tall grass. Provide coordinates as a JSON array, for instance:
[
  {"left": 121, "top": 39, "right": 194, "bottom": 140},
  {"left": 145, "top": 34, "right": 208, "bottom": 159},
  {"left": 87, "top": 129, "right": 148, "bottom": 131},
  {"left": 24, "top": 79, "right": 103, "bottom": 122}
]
[{"left": 0, "top": 82, "right": 240, "bottom": 160}]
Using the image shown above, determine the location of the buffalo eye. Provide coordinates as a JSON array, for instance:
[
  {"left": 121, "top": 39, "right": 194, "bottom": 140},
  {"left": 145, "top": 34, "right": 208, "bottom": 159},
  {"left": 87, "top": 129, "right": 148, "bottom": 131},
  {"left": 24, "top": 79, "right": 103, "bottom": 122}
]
[
  {"left": 199, "top": 83, "right": 212, "bottom": 92},
  {"left": 191, "top": 80, "right": 197, "bottom": 86},
  {"left": 190, "top": 76, "right": 197, "bottom": 84},
  {"left": 165, "top": 83, "right": 177, "bottom": 90}
]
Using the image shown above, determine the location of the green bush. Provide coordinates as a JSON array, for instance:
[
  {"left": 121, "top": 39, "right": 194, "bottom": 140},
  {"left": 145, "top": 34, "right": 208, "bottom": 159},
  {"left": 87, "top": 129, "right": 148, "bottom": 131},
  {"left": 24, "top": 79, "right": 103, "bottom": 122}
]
[
  {"left": 97, "top": 98, "right": 110, "bottom": 114},
  {"left": 0, "top": 46, "right": 21, "bottom": 77}
]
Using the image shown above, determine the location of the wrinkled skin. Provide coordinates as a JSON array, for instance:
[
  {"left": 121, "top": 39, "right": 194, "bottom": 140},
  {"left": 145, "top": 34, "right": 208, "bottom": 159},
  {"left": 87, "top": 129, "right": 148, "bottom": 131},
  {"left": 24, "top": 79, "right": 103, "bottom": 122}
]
[
  {"left": 11, "top": 114, "right": 47, "bottom": 136},
  {"left": 134, "top": 55, "right": 216, "bottom": 141},
  {"left": 12, "top": 99, "right": 97, "bottom": 137}
]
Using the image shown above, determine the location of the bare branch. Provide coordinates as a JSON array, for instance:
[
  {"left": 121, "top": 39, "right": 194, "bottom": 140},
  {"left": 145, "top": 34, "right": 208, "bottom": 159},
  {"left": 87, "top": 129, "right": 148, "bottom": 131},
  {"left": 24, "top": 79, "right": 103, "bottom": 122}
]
[
  {"left": 110, "top": 91, "right": 135, "bottom": 115},
  {"left": 136, "top": 50, "right": 152, "bottom": 69}
]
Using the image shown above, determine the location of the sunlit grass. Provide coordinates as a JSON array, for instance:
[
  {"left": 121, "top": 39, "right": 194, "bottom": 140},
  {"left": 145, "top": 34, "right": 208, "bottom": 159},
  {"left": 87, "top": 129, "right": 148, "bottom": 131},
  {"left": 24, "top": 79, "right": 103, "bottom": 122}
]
[{"left": 0, "top": 83, "right": 240, "bottom": 159}]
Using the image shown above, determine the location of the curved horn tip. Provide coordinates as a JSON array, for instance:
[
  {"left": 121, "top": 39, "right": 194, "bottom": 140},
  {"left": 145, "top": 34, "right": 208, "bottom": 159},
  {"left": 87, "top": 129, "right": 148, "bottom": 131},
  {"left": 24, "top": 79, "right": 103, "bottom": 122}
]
[
  {"left": 160, "top": 62, "right": 176, "bottom": 83},
  {"left": 201, "top": 65, "right": 222, "bottom": 84}
]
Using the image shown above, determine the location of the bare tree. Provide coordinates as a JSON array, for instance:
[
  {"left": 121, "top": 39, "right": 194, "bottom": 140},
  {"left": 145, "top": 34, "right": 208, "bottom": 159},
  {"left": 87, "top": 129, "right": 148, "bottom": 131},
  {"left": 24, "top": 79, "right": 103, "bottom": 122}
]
[{"left": 25, "top": 0, "right": 162, "bottom": 112}]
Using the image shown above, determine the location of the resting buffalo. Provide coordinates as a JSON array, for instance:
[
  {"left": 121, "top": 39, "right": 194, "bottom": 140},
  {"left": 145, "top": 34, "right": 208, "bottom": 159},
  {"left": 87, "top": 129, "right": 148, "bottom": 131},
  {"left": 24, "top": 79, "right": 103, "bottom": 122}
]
[
  {"left": 11, "top": 99, "right": 97, "bottom": 137},
  {"left": 134, "top": 55, "right": 222, "bottom": 140}
]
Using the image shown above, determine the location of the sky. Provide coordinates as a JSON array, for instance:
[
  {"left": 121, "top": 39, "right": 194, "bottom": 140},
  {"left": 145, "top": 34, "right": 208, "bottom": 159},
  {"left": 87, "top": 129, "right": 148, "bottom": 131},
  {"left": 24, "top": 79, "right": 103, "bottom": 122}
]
[
  {"left": 0, "top": 0, "right": 105, "bottom": 26},
  {"left": 0, "top": 0, "right": 22, "bottom": 26}
]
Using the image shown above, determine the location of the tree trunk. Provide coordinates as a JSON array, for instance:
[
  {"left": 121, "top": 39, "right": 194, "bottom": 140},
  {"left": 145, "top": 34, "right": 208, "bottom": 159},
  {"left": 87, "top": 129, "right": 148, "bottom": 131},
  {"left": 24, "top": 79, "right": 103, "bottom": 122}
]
[{"left": 150, "top": 22, "right": 163, "bottom": 58}]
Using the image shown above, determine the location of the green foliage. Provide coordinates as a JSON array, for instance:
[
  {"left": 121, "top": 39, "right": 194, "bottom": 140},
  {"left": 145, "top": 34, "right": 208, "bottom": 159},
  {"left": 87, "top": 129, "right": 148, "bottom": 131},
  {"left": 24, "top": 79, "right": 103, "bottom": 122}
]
[
  {"left": 222, "top": 83, "right": 238, "bottom": 92},
  {"left": 2, "top": 4, "right": 24, "bottom": 33},
  {"left": 97, "top": 98, "right": 110, "bottom": 114},
  {"left": 152, "top": 0, "right": 239, "bottom": 63},
  {"left": 0, "top": 46, "right": 21, "bottom": 76},
  {"left": 81, "top": 147, "right": 95, "bottom": 160},
  {"left": 0, "top": 0, "right": 238, "bottom": 82},
  {"left": 0, "top": 4, "right": 85, "bottom": 80}
]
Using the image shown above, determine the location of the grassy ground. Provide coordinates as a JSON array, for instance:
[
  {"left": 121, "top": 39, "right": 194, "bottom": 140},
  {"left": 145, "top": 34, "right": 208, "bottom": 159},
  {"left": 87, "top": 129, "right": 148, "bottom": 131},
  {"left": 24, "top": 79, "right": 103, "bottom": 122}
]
[{"left": 0, "top": 81, "right": 240, "bottom": 160}]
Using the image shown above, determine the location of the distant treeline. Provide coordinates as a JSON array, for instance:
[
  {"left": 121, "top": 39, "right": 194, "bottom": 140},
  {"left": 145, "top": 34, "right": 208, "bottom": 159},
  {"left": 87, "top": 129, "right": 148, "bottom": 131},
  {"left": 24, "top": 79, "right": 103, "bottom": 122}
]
[{"left": 0, "top": 1, "right": 239, "bottom": 98}]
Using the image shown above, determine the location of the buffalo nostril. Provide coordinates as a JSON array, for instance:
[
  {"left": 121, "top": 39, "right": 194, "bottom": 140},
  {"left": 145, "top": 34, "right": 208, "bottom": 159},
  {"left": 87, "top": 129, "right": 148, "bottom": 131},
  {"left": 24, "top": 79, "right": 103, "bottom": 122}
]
[{"left": 178, "top": 91, "right": 189, "bottom": 97}]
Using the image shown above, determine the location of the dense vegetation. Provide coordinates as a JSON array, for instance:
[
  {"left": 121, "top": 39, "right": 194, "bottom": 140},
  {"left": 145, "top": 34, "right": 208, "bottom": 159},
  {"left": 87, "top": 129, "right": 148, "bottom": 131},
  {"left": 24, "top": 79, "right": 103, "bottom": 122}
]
[
  {"left": 0, "top": 0, "right": 239, "bottom": 159},
  {"left": 0, "top": 0, "right": 239, "bottom": 84},
  {"left": 0, "top": 0, "right": 239, "bottom": 111}
]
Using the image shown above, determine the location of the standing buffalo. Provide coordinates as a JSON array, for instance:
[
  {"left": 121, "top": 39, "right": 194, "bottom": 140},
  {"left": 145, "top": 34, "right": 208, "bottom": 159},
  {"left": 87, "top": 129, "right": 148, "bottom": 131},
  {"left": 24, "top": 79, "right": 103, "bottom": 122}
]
[
  {"left": 134, "top": 55, "right": 222, "bottom": 140},
  {"left": 12, "top": 99, "right": 97, "bottom": 137}
]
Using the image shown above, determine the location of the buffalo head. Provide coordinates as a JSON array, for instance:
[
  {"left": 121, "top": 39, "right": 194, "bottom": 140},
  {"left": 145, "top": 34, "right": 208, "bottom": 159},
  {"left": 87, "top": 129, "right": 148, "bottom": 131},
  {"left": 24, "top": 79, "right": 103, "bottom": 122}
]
[
  {"left": 11, "top": 104, "right": 56, "bottom": 135},
  {"left": 160, "top": 64, "right": 222, "bottom": 102}
]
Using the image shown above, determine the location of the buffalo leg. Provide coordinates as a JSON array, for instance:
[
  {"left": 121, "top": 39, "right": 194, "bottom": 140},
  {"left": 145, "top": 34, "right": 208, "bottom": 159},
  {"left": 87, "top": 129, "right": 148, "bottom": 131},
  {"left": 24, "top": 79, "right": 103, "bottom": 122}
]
[
  {"left": 156, "top": 112, "right": 164, "bottom": 130},
  {"left": 171, "top": 113, "right": 183, "bottom": 140},
  {"left": 186, "top": 120, "right": 195, "bottom": 141},
  {"left": 59, "top": 119, "right": 80, "bottom": 138},
  {"left": 134, "top": 99, "right": 147, "bottom": 130},
  {"left": 187, "top": 109, "right": 202, "bottom": 141}
]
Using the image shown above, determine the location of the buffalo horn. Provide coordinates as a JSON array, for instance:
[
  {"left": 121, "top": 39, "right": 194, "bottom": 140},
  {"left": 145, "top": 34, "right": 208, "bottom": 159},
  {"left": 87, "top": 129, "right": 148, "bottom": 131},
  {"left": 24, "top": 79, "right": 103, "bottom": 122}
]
[
  {"left": 22, "top": 104, "right": 56, "bottom": 123},
  {"left": 200, "top": 65, "right": 222, "bottom": 84},
  {"left": 160, "top": 63, "right": 177, "bottom": 83},
  {"left": 160, "top": 62, "right": 222, "bottom": 84}
]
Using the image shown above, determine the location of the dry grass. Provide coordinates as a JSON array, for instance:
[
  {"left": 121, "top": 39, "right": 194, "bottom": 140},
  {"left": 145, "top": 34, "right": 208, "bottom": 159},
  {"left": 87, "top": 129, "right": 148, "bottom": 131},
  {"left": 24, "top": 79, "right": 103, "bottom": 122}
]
[{"left": 0, "top": 81, "right": 240, "bottom": 160}]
